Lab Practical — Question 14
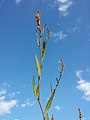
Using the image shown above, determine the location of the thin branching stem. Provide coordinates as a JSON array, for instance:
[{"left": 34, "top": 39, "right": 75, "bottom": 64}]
[
  {"left": 38, "top": 98, "right": 45, "bottom": 120},
  {"left": 78, "top": 108, "right": 83, "bottom": 120},
  {"left": 34, "top": 11, "right": 64, "bottom": 120},
  {"left": 36, "top": 32, "right": 45, "bottom": 119}
]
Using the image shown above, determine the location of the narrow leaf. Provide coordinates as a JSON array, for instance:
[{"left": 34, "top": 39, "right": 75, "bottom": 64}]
[
  {"left": 45, "top": 113, "right": 49, "bottom": 120},
  {"left": 36, "top": 31, "right": 39, "bottom": 46},
  {"left": 50, "top": 82, "right": 52, "bottom": 93},
  {"left": 32, "top": 76, "right": 37, "bottom": 96},
  {"left": 35, "top": 54, "right": 42, "bottom": 76},
  {"left": 45, "top": 90, "right": 55, "bottom": 111},
  {"left": 41, "top": 48, "right": 45, "bottom": 61},
  {"left": 41, "top": 41, "right": 46, "bottom": 61}
]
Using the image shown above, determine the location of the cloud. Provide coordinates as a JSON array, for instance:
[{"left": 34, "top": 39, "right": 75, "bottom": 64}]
[
  {"left": 51, "top": 31, "right": 67, "bottom": 41},
  {"left": 76, "top": 70, "right": 90, "bottom": 101},
  {"left": 54, "top": 105, "right": 61, "bottom": 111},
  {"left": 73, "top": 26, "right": 78, "bottom": 32},
  {"left": 21, "top": 103, "right": 26, "bottom": 108},
  {"left": 0, "top": 100, "right": 17, "bottom": 115},
  {"left": 76, "top": 70, "right": 83, "bottom": 80},
  {"left": 0, "top": 88, "right": 6, "bottom": 96},
  {"left": 57, "top": 0, "right": 68, "bottom": 3},
  {"left": 54, "top": 0, "right": 72, "bottom": 16},
  {"left": 0, "top": 88, "right": 18, "bottom": 115},
  {"left": 0, "top": 96, "right": 5, "bottom": 101},
  {"left": 21, "top": 99, "right": 35, "bottom": 108},
  {"left": 8, "top": 91, "right": 20, "bottom": 97},
  {"left": 2, "top": 82, "right": 10, "bottom": 88},
  {"left": 15, "top": 0, "right": 22, "bottom": 5},
  {"left": 86, "top": 68, "right": 90, "bottom": 73}
]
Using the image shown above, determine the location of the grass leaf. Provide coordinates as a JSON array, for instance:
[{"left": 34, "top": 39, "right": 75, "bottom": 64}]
[
  {"left": 50, "top": 82, "right": 53, "bottom": 93},
  {"left": 35, "top": 54, "right": 42, "bottom": 77},
  {"left": 45, "top": 113, "right": 49, "bottom": 120},
  {"left": 32, "top": 75, "right": 37, "bottom": 96},
  {"left": 45, "top": 90, "right": 55, "bottom": 112}
]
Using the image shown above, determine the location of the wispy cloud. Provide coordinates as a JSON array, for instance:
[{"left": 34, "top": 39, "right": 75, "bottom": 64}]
[
  {"left": 0, "top": 88, "right": 17, "bottom": 115},
  {"left": 21, "top": 103, "right": 26, "bottom": 108},
  {"left": 0, "top": 100, "right": 17, "bottom": 115},
  {"left": 0, "top": 88, "right": 6, "bottom": 96},
  {"left": 54, "top": 105, "right": 61, "bottom": 111},
  {"left": 76, "top": 70, "right": 90, "bottom": 101},
  {"left": 76, "top": 70, "right": 83, "bottom": 80},
  {"left": 86, "top": 68, "right": 90, "bottom": 73},
  {"left": 2, "top": 82, "right": 10, "bottom": 88},
  {"left": 8, "top": 91, "right": 20, "bottom": 97},
  {"left": 72, "top": 26, "right": 78, "bottom": 32},
  {"left": 15, "top": 0, "right": 22, "bottom": 5},
  {"left": 51, "top": 31, "right": 67, "bottom": 41},
  {"left": 21, "top": 99, "right": 35, "bottom": 108},
  {"left": 14, "top": 119, "right": 20, "bottom": 120},
  {"left": 53, "top": 0, "right": 72, "bottom": 16}
]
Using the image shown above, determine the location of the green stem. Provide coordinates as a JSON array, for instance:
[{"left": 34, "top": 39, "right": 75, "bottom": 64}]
[
  {"left": 37, "top": 76, "right": 45, "bottom": 120},
  {"left": 38, "top": 99, "right": 45, "bottom": 120}
]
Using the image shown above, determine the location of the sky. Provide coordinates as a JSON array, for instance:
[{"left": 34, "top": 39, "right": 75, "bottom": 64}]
[{"left": 0, "top": 0, "right": 90, "bottom": 120}]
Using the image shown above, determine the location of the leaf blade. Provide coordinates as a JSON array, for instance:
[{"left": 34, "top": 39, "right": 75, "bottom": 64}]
[
  {"left": 32, "top": 76, "right": 37, "bottom": 96},
  {"left": 50, "top": 82, "right": 52, "bottom": 93},
  {"left": 35, "top": 54, "right": 42, "bottom": 77},
  {"left": 45, "top": 90, "right": 55, "bottom": 112},
  {"left": 45, "top": 113, "right": 49, "bottom": 120}
]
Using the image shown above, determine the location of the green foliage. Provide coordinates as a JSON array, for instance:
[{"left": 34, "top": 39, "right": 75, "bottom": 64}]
[
  {"left": 45, "top": 113, "right": 49, "bottom": 120},
  {"left": 32, "top": 75, "right": 37, "bottom": 96},
  {"left": 45, "top": 90, "right": 55, "bottom": 112},
  {"left": 33, "top": 11, "right": 64, "bottom": 120},
  {"left": 41, "top": 47, "right": 46, "bottom": 61},
  {"left": 50, "top": 82, "right": 53, "bottom": 93},
  {"left": 35, "top": 54, "right": 42, "bottom": 77}
]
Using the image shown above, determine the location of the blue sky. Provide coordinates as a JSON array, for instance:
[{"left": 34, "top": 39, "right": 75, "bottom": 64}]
[{"left": 0, "top": 0, "right": 90, "bottom": 120}]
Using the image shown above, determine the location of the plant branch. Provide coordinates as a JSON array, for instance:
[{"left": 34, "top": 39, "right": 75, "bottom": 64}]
[{"left": 78, "top": 108, "right": 83, "bottom": 120}]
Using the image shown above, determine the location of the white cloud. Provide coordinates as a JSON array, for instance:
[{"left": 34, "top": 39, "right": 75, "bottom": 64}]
[
  {"left": 17, "top": 91, "right": 20, "bottom": 94},
  {"left": 76, "top": 70, "right": 90, "bottom": 101},
  {"left": 0, "top": 88, "right": 6, "bottom": 96},
  {"left": 54, "top": 105, "right": 61, "bottom": 111},
  {"left": 15, "top": 0, "right": 22, "bottom": 5},
  {"left": 0, "top": 100, "right": 17, "bottom": 115},
  {"left": 21, "top": 99, "right": 35, "bottom": 108},
  {"left": 76, "top": 70, "right": 83, "bottom": 80},
  {"left": 0, "top": 96, "right": 5, "bottom": 101},
  {"left": 8, "top": 91, "right": 20, "bottom": 97},
  {"left": 57, "top": 0, "right": 67, "bottom": 3},
  {"left": 21, "top": 103, "right": 26, "bottom": 108},
  {"left": 0, "top": 88, "right": 18, "bottom": 115},
  {"left": 51, "top": 31, "right": 67, "bottom": 41},
  {"left": 55, "top": 0, "right": 72, "bottom": 16}
]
